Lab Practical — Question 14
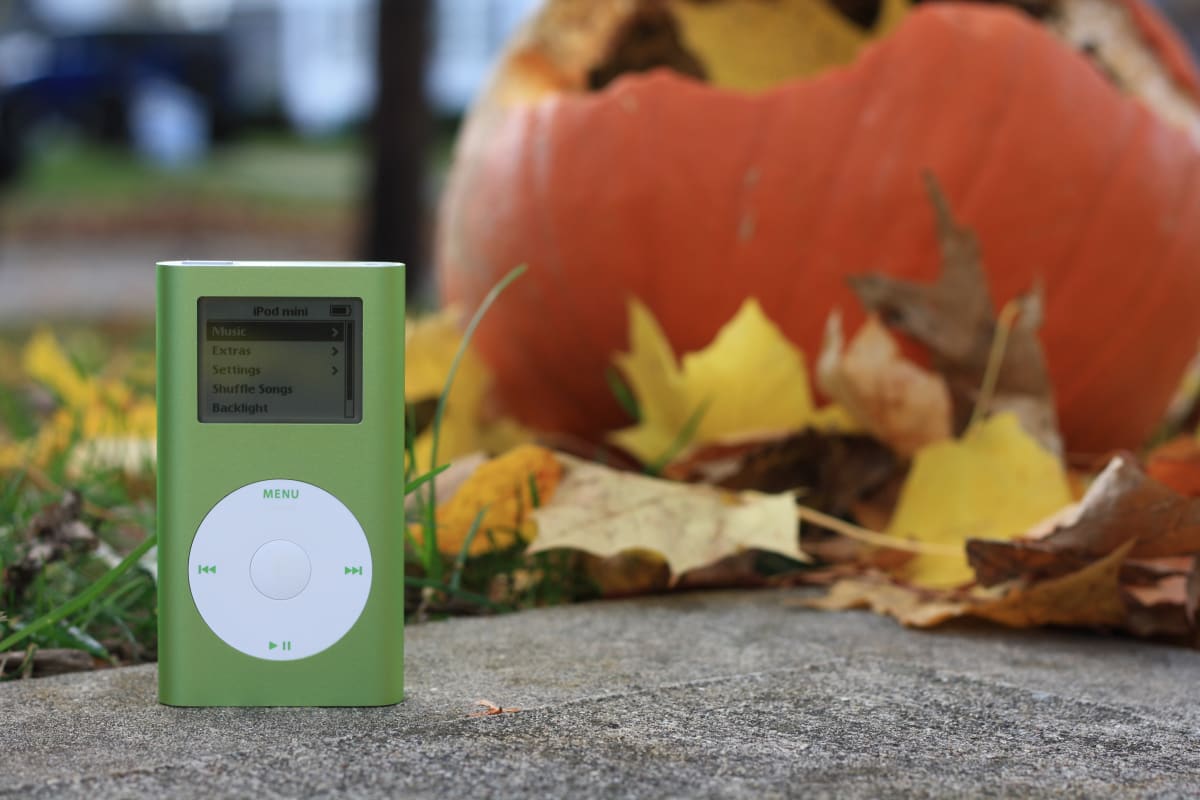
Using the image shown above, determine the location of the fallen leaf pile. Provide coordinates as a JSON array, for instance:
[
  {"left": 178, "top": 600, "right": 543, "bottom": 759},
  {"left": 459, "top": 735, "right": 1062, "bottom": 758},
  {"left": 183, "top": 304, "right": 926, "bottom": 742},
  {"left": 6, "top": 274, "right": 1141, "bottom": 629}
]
[
  {"left": 848, "top": 173, "right": 1061, "bottom": 456},
  {"left": 610, "top": 297, "right": 849, "bottom": 466},
  {"left": 417, "top": 173, "right": 1200, "bottom": 649}
]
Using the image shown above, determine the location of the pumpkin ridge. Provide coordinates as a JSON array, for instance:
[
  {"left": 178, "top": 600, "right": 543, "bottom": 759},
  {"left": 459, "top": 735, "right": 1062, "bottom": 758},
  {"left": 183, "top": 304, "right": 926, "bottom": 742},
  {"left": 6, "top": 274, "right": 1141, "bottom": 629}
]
[
  {"left": 787, "top": 39, "right": 892, "bottom": 289},
  {"left": 1047, "top": 113, "right": 1180, "bottom": 447},
  {"left": 1054, "top": 119, "right": 1200, "bottom": 442},
  {"left": 468, "top": 107, "right": 602, "bottom": 426},
  {"left": 953, "top": 20, "right": 1031, "bottom": 219},
  {"left": 529, "top": 109, "right": 629, "bottom": 416},
  {"left": 1038, "top": 115, "right": 1141, "bottom": 413}
]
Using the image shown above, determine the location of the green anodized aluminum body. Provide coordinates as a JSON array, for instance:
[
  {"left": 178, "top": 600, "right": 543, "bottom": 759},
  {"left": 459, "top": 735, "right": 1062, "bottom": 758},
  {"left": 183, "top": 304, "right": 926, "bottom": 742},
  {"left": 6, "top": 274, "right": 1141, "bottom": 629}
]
[{"left": 157, "top": 261, "right": 405, "bottom": 706}]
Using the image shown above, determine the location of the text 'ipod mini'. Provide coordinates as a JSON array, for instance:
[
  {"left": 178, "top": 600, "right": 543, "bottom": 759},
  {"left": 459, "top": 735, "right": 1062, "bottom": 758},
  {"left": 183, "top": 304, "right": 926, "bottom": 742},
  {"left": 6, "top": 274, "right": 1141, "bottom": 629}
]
[{"left": 156, "top": 261, "right": 405, "bottom": 706}]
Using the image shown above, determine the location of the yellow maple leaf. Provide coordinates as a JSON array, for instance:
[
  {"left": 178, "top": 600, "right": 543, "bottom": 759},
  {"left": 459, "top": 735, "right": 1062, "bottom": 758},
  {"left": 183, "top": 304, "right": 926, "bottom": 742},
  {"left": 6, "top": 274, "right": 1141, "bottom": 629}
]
[
  {"left": 611, "top": 298, "right": 849, "bottom": 465},
  {"left": 668, "top": 0, "right": 910, "bottom": 91},
  {"left": 886, "top": 413, "right": 1073, "bottom": 589},
  {"left": 529, "top": 453, "right": 806, "bottom": 577},
  {"left": 414, "top": 444, "right": 563, "bottom": 557},
  {"left": 405, "top": 308, "right": 529, "bottom": 472}
]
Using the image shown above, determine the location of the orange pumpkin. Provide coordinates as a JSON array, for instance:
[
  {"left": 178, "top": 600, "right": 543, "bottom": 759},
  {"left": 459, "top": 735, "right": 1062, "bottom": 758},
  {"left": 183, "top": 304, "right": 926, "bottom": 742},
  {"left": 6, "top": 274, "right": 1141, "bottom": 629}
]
[{"left": 436, "top": 0, "right": 1200, "bottom": 454}]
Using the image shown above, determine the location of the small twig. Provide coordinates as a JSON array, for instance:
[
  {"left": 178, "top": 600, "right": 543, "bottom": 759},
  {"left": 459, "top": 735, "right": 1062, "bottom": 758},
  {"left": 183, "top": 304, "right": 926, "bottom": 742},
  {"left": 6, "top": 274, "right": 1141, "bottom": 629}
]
[
  {"left": 468, "top": 699, "right": 520, "bottom": 717},
  {"left": 968, "top": 300, "right": 1021, "bottom": 431},
  {"left": 796, "top": 505, "right": 961, "bottom": 557}
]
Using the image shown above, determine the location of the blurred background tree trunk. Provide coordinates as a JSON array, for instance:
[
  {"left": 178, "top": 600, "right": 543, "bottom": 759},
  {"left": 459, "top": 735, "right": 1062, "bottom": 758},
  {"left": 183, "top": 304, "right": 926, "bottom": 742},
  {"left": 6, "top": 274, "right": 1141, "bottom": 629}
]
[{"left": 363, "top": 0, "right": 432, "bottom": 301}]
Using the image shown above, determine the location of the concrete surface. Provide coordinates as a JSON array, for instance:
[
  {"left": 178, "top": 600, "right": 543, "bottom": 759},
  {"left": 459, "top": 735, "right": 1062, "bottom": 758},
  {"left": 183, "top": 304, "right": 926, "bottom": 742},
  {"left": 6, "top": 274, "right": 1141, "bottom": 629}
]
[{"left": 3, "top": 589, "right": 1200, "bottom": 798}]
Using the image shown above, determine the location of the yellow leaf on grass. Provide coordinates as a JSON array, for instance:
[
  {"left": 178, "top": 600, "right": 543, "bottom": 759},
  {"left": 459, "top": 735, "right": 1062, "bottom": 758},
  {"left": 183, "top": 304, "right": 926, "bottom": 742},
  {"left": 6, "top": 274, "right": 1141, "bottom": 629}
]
[
  {"left": 529, "top": 453, "right": 807, "bottom": 578},
  {"left": 416, "top": 444, "right": 562, "bottom": 557},
  {"left": 406, "top": 308, "right": 529, "bottom": 472},
  {"left": 887, "top": 413, "right": 1072, "bottom": 589},
  {"left": 668, "top": 0, "right": 910, "bottom": 91},
  {"left": 23, "top": 328, "right": 96, "bottom": 408},
  {"left": 611, "top": 299, "right": 849, "bottom": 464},
  {"left": 3, "top": 330, "right": 157, "bottom": 476}
]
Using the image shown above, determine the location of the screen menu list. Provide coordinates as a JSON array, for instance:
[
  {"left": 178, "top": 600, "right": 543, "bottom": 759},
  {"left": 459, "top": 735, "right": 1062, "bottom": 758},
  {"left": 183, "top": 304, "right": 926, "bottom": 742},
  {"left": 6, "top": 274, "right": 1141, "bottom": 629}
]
[{"left": 197, "top": 297, "right": 363, "bottom": 423}]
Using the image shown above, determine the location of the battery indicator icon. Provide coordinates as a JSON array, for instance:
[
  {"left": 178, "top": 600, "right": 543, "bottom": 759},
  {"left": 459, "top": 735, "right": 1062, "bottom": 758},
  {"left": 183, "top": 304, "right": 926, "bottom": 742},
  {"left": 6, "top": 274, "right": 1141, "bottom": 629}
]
[{"left": 330, "top": 304, "right": 351, "bottom": 317}]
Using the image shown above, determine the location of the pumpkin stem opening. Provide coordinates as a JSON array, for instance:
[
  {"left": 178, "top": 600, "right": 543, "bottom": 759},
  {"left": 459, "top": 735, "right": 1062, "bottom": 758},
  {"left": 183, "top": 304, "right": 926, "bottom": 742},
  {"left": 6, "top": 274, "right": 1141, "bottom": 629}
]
[
  {"left": 829, "top": 0, "right": 885, "bottom": 29},
  {"left": 508, "top": 0, "right": 1199, "bottom": 144},
  {"left": 587, "top": 4, "right": 708, "bottom": 90}
]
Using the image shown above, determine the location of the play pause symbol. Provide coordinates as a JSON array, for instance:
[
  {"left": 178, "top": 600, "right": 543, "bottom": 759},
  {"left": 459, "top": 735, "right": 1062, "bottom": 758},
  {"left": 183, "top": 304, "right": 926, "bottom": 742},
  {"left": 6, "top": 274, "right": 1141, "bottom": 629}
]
[{"left": 268, "top": 641, "right": 293, "bottom": 652}]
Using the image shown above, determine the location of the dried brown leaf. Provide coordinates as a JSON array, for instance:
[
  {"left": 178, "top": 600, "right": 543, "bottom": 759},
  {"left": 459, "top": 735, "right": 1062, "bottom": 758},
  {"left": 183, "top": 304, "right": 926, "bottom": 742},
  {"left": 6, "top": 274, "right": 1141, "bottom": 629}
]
[
  {"left": 1123, "top": 584, "right": 1194, "bottom": 641},
  {"left": 967, "top": 456, "right": 1200, "bottom": 586},
  {"left": 1120, "top": 556, "right": 1193, "bottom": 586},
  {"left": 1124, "top": 574, "right": 1188, "bottom": 607},
  {"left": 667, "top": 429, "right": 899, "bottom": 516},
  {"left": 848, "top": 173, "right": 1061, "bottom": 455},
  {"left": 817, "top": 310, "right": 952, "bottom": 457},
  {"left": 1188, "top": 555, "right": 1200, "bottom": 626},
  {"left": 971, "top": 541, "right": 1133, "bottom": 629},
  {"left": 804, "top": 578, "right": 969, "bottom": 628},
  {"left": 807, "top": 541, "right": 1133, "bottom": 632}
]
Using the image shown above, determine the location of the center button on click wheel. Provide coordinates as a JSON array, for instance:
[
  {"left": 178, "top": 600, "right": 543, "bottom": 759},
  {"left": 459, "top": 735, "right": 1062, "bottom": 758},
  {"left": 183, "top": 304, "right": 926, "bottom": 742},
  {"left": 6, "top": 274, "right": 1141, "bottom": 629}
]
[{"left": 249, "top": 539, "right": 312, "bottom": 600}]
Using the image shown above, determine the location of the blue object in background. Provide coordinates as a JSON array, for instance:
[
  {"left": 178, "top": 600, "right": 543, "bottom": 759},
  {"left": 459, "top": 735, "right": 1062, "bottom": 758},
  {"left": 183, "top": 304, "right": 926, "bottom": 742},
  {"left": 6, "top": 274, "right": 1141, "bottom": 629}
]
[{"left": 127, "top": 75, "right": 210, "bottom": 168}]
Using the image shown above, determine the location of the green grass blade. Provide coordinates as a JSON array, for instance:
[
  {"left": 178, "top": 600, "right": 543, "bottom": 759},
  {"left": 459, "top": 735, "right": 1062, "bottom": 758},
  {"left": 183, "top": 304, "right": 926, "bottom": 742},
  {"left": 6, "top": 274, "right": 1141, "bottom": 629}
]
[
  {"left": 0, "top": 533, "right": 157, "bottom": 654},
  {"left": 402, "top": 408, "right": 434, "bottom": 573},
  {"left": 422, "top": 264, "right": 527, "bottom": 582},
  {"left": 405, "top": 463, "right": 449, "bottom": 496},
  {"left": 527, "top": 472, "right": 541, "bottom": 509},
  {"left": 605, "top": 366, "right": 641, "bottom": 422},
  {"left": 403, "top": 576, "right": 509, "bottom": 612},
  {"left": 449, "top": 506, "right": 489, "bottom": 593},
  {"left": 647, "top": 398, "right": 711, "bottom": 475}
]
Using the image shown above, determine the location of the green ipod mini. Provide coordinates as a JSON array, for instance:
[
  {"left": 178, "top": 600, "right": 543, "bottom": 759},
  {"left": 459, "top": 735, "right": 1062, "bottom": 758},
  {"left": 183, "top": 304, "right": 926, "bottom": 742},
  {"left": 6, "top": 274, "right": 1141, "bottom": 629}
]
[{"left": 156, "top": 261, "right": 405, "bottom": 707}]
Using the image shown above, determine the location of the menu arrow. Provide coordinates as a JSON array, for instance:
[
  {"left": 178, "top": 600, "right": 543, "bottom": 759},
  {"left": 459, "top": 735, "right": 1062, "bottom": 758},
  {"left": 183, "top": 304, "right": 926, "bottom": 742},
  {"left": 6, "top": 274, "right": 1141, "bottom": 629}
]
[
  {"left": 331, "top": 346, "right": 339, "bottom": 356},
  {"left": 331, "top": 366, "right": 339, "bottom": 376}
]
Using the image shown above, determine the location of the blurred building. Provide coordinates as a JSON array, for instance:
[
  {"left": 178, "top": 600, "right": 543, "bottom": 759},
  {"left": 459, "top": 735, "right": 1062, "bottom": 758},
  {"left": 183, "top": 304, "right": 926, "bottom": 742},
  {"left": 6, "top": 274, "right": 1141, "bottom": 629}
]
[
  {"left": 0, "top": 0, "right": 537, "bottom": 179},
  {"left": 426, "top": 0, "right": 538, "bottom": 114},
  {"left": 2, "top": 0, "right": 1196, "bottom": 179}
]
